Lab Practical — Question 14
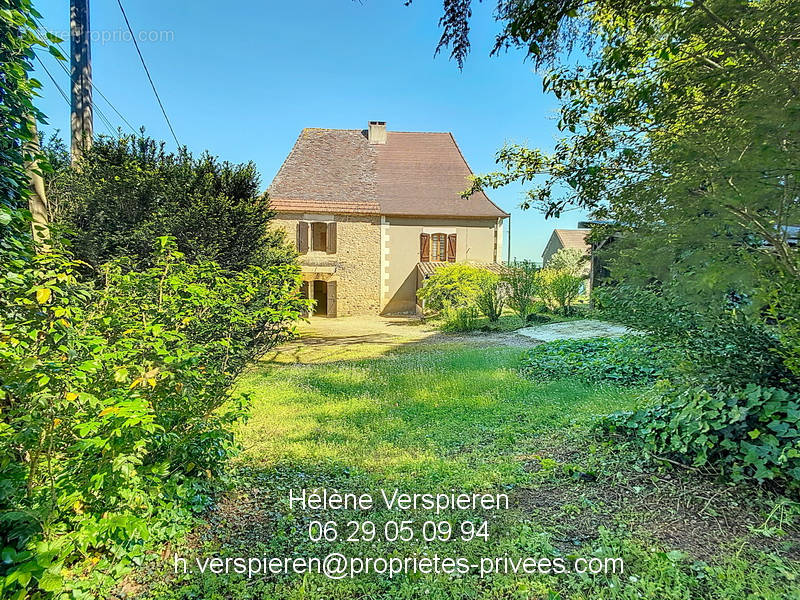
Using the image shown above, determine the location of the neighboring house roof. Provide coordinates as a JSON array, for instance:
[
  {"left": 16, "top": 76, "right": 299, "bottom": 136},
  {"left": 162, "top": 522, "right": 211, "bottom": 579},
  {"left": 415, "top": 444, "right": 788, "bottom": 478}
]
[
  {"left": 550, "top": 229, "right": 591, "bottom": 253},
  {"left": 268, "top": 127, "right": 509, "bottom": 218}
]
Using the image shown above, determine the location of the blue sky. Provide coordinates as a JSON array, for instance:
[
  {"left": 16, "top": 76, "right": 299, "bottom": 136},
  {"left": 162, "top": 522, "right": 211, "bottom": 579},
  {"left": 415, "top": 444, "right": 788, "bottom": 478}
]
[{"left": 33, "top": 0, "right": 587, "bottom": 260}]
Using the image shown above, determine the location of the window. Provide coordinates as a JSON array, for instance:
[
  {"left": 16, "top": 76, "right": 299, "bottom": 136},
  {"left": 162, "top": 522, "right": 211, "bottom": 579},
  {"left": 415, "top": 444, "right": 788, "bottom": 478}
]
[
  {"left": 430, "top": 233, "right": 447, "bottom": 262},
  {"left": 297, "top": 221, "right": 337, "bottom": 254},
  {"left": 420, "top": 232, "right": 457, "bottom": 263},
  {"left": 311, "top": 222, "right": 327, "bottom": 252}
]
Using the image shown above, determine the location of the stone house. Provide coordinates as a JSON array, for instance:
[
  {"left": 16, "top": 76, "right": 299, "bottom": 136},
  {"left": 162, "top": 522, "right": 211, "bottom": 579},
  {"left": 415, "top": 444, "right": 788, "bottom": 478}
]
[
  {"left": 542, "top": 228, "right": 593, "bottom": 293},
  {"left": 268, "top": 121, "right": 509, "bottom": 316},
  {"left": 541, "top": 229, "right": 591, "bottom": 267}
]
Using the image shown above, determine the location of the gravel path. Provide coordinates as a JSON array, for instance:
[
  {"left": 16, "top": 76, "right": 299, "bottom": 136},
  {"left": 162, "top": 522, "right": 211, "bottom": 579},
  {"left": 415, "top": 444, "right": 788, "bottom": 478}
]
[
  {"left": 516, "top": 319, "right": 640, "bottom": 342},
  {"left": 265, "top": 316, "right": 638, "bottom": 363}
]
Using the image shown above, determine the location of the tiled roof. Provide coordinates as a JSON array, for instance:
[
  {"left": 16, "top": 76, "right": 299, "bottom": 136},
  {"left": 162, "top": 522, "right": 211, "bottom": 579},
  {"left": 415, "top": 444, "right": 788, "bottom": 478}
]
[
  {"left": 268, "top": 198, "right": 380, "bottom": 215},
  {"left": 554, "top": 229, "right": 591, "bottom": 251},
  {"left": 269, "top": 128, "right": 509, "bottom": 218}
]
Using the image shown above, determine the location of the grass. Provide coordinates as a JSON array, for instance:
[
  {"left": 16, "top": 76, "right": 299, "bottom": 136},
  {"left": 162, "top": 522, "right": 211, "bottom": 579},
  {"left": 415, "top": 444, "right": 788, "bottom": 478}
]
[
  {"left": 133, "top": 342, "right": 800, "bottom": 600},
  {"left": 235, "top": 346, "right": 636, "bottom": 487},
  {"left": 429, "top": 305, "right": 597, "bottom": 334}
]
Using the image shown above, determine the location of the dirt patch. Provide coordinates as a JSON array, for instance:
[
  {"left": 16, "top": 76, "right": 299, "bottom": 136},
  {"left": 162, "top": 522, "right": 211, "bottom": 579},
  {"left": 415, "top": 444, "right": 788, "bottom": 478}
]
[
  {"left": 515, "top": 439, "right": 800, "bottom": 562},
  {"left": 428, "top": 330, "right": 541, "bottom": 348}
]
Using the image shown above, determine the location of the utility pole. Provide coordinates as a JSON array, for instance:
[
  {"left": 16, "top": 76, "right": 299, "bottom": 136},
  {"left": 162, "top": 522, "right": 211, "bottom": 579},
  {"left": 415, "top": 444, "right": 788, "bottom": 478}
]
[
  {"left": 70, "top": 0, "right": 92, "bottom": 162},
  {"left": 507, "top": 213, "right": 511, "bottom": 265}
]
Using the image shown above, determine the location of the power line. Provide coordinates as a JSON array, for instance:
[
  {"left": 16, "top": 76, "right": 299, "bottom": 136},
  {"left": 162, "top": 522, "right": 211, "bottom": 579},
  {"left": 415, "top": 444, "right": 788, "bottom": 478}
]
[
  {"left": 35, "top": 51, "right": 118, "bottom": 137},
  {"left": 33, "top": 15, "right": 138, "bottom": 136},
  {"left": 115, "top": 0, "right": 180, "bottom": 147},
  {"left": 35, "top": 54, "right": 70, "bottom": 106}
]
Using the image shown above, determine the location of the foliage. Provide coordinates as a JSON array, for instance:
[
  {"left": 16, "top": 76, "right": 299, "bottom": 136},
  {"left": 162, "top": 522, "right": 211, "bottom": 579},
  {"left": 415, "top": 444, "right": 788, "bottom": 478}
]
[
  {"left": 535, "top": 268, "right": 584, "bottom": 314},
  {"left": 1, "top": 4, "right": 308, "bottom": 598},
  {"left": 502, "top": 259, "right": 539, "bottom": 321},
  {"left": 0, "top": 0, "right": 41, "bottom": 208},
  {"left": 440, "top": 305, "right": 481, "bottom": 332},
  {"left": 473, "top": 270, "right": 505, "bottom": 322},
  {"left": 594, "top": 285, "right": 796, "bottom": 390},
  {"left": 47, "top": 134, "right": 295, "bottom": 272},
  {"left": 0, "top": 237, "right": 306, "bottom": 597},
  {"left": 605, "top": 384, "right": 800, "bottom": 488},
  {"left": 416, "top": 264, "right": 485, "bottom": 313},
  {"left": 763, "top": 269, "right": 800, "bottom": 379},
  {"left": 546, "top": 247, "right": 587, "bottom": 277},
  {"left": 521, "top": 336, "right": 673, "bottom": 386},
  {"left": 456, "top": 0, "right": 799, "bottom": 372}
]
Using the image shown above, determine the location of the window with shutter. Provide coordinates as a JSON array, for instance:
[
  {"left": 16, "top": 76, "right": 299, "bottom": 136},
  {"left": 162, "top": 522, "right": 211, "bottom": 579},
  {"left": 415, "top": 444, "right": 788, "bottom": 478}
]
[
  {"left": 420, "top": 233, "right": 430, "bottom": 262},
  {"left": 447, "top": 234, "right": 457, "bottom": 262},
  {"left": 431, "top": 233, "right": 447, "bottom": 262},
  {"left": 297, "top": 221, "right": 309, "bottom": 254}
]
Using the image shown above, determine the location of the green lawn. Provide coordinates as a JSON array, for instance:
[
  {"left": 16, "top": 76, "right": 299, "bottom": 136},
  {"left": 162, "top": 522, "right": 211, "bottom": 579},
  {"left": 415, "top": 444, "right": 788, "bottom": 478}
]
[{"left": 137, "top": 343, "right": 799, "bottom": 600}]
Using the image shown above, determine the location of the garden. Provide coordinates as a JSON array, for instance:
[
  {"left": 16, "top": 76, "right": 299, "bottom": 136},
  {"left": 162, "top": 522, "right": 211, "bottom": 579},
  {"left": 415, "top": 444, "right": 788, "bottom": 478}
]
[
  {"left": 416, "top": 249, "right": 590, "bottom": 333},
  {"left": 2, "top": 0, "right": 800, "bottom": 598}
]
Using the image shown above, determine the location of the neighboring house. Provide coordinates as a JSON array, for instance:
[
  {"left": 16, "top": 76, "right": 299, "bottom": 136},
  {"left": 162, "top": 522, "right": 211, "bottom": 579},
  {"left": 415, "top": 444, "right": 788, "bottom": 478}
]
[
  {"left": 541, "top": 229, "right": 591, "bottom": 267},
  {"left": 542, "top": 228, "right": 593, "bottom": 293},
  {"left": 268, "top": 121, "right": 509, "bottom": 316}
]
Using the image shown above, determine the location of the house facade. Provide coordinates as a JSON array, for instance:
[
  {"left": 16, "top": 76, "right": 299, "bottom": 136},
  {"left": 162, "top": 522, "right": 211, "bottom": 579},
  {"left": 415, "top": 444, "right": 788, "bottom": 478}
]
[{"left": 268, "top": 121, "right": 509, "bottom": 316}]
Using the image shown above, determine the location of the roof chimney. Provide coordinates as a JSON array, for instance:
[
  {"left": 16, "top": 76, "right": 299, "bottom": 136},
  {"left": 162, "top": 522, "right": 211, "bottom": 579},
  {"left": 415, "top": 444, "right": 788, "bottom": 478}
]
[{"left": 368, "top": 120, "right": 387, "bottom": 144}]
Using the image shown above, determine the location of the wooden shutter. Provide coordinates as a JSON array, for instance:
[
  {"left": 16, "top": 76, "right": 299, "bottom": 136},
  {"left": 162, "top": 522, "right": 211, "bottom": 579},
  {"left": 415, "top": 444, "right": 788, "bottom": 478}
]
[
  {"left": 447, "top": 233, "right": 457, "bottom": 262},
  {"left": 297, "top": 221, "right": 309, "bottom": 254},
  {"left": 300, "top": 281, "right": 310, "bottom": 317},
  {"left": 327, "top": 222, "right": 337, "bottom": 254},
  {"left": 420, "top": 233, "right": 430, "bottom": 262},
  {"left": 327, "top": 280, "right": 337, "bottom": 317}
]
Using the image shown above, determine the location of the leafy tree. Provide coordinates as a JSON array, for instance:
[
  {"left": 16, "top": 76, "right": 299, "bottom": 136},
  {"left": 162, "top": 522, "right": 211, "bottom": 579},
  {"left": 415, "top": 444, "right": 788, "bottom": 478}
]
[
  {"left": 474, "top": 270, "right": 505, "bottom": 322},
  {"left": 546, "top": 247, "right": 587, "bottom": 277},
  {"left": 421, "top": 0, "right": 799, "bottom": 378},
  {"left": 48, "top": 134, "right": 295, "bottom": 271},
  {"left": 419, "top": 0, "right": 800, "bottom": 484},
  {"left": 502, "top": 259, "right": 539, "bottom": 321}
]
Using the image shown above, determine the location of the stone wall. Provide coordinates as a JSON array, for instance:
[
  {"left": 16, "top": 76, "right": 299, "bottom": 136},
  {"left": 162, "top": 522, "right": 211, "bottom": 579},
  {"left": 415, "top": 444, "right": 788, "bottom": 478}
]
[{"left": 272, "top": 212, "right": 381, "bottom": 315}]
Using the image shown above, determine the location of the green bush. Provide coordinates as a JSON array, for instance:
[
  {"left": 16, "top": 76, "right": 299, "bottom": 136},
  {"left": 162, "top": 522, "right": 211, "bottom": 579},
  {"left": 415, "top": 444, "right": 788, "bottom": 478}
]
[
  {"left": 440, "top": 306, "right": 481, "bottom": 332},
  {"left": 416, "top": 264, "right": 484, "bottom": 313},
  {"left": 546, "top": 247, "right": 588, "bottom": 277},
  {"left": 0, "top": 238, "right": 307, "bottom": 597},
  {"left": 474, "top": 271, "right": 505, "bottom": 322},
  {"left": 594, "top": 285, "right": 796, "bottom": 390},
  {"left": 520, "top": 336, "right": 674, "bottom": 386},
  {"left": 535, "top": 268, "right": 585, "bottom": 314},
  {"left": 503, "top": 260, "right": 539, "bottom": 322},
  {"left": 47, "top": 134, "right": 295, "bottom": 272},
  {"left": 603, "top": 384, "right": 800, "bottom": 488}
]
